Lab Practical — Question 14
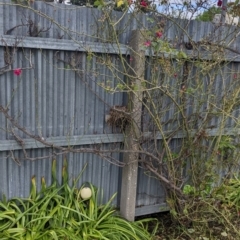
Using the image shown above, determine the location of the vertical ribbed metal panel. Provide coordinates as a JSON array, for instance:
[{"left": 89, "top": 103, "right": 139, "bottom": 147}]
[
  {"left": 0, "top": 42, "right": 125, "bottom": 206},
  {"left": 1, "top": 1, "right": 240, "bottom": 216},
  {"left": 0, "top": 48, "right": 6, "bottom": 140},
  {"left": 136, "top": 167, "right": 166, "bottom": 207},
  {"left": 0, "top": 148, "right": 121, "bottom": 206}
]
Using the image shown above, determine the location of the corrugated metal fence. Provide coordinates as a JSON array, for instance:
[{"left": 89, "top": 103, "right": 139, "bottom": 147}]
[{"left": 0, "top": 0, "right": 240, "bottom": 216}]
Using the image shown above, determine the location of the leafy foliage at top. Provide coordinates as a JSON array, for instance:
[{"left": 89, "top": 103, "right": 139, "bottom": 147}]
[{"left": 196, "top": 6, "right": 221, "bottom": 22}]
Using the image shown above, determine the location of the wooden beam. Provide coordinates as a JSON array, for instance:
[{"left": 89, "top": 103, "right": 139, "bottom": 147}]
[{"left": 120, "top": 30, "right": 145, "bottom": 221}]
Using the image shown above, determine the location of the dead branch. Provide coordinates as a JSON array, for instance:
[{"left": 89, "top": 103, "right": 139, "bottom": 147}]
[
  {"left": 0, "top": 101, "right": 189, "bottom": 205},
  {"left": 0, "top": 37, "right": 34, "bottom": 76},
  {"left": 28, "top": 19, "right": 52, "bottom": 37},
  {"left": 144, "top": 163, "right": 185, "bottom": 199}
]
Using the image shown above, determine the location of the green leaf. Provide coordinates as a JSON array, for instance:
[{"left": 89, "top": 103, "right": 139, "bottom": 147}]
[
  {"left": 221, "top": 231, "right": 228, "bottom": 237},
  {"left": 30, "top": 176, "right": 37, "bottom": 200},
  {"left": 187, "top": 228, "right": 195, "bottom": 234},
  {"left": 0, "top": 159, "right": 154, "bottom": 240},
  {"left": 146, "top": 17, "right": 154, "bottom": 23}
]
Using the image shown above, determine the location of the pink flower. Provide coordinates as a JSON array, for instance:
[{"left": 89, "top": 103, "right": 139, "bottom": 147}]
[
  {"left": 156, "top": 31, "right": 163, "bottom": 38},
  {"left": 13, "top": 68, "right": 22, "bottom": 76},
  {"left": 222, "top": 6, "right": 227, "bottom": 11},
  {"left": 234, "top": 74, "right": 237, "bottom": 79},
  {"left": 174, "top": 73, "right": 177, "bottom": 78},
  {"left": 144, "top": 40, "right": 151, "bottom": 47},
  {"left": 140, "top": 0, "right": 148, "bottom": 7},
  {"left": 217, "top": 0, "right": 222, "bottom": 7}
]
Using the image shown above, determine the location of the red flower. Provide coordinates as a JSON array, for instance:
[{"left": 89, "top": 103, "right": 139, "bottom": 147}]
[
  {"left": 217, "top": 0, "right": 222, "bottom": 7},
  {"left": 13, "top": 68, "right": 22, "bottom": 76},
  {"left": 140, "top": 0, "right": 148, "bottom": 7},
  {"left": 144, "top": 40, "right": 151, "bottom": 47},
  {"left": 174, "top": 73, "right": 177, "bottom": 78},
  {"left": 156, "top": 31, "right": 163, "bottom": 38}
]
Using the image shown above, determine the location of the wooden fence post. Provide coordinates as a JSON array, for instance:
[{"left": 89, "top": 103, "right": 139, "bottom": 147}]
[
  {"left": 120, "top": 30, "right": 145, "bottom": 221},
  {"left": 221, "top": 0, "right": 228, "bottom": 23}
]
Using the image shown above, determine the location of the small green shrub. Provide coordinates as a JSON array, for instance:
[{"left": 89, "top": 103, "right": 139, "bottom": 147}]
[
  {"left": 171, "top": 177, "right": 240, "bottom": 239},
  {"left": 0, "top": 159, "right": 157, "bottom": 239},
  {"left": 214, "top": 176, "right": 240, "bottom": 211}
]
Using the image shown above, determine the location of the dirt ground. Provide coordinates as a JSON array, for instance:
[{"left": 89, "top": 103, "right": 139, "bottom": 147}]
[{"left": 137, "top": 211, "right": 240, "bottom": 240}]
